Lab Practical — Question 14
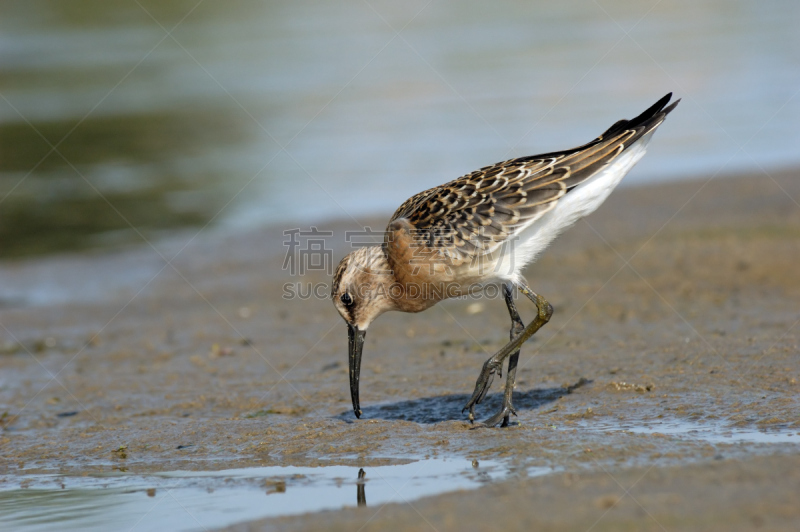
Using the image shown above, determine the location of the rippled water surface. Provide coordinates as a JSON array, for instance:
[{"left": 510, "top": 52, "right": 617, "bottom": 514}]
[{"left": 1, "top": 0, "right": 798, "bottom": 256}]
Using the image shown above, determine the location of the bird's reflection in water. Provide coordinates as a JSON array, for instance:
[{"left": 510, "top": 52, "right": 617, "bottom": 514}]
[
  {"left": 357, "top": 468, "right": 367, "bottom": 507},
  {"left": 471, "top": 458, "right": 491, "bottom": 483}
]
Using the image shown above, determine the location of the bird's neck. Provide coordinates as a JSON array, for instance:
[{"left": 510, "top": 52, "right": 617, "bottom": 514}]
[{"left": 371, "top": 241, "right": 453, "bottom": 314}]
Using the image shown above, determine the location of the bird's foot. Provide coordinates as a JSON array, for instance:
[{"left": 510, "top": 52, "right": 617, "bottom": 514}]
[{"left": 482, "top": 404, "right": 517, "bottom": 428}]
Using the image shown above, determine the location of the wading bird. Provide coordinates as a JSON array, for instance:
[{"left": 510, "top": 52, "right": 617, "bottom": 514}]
[{"left": 332, "top": 93, "right": 679, "bottom": 426}]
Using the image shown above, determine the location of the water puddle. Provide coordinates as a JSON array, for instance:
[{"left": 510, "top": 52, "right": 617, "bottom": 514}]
[
  {"left": 586, "top": 418, "right": 799, "bottom": 444},
  {"left": 0, "top": 458, "right": 551, "bottom": 531}
]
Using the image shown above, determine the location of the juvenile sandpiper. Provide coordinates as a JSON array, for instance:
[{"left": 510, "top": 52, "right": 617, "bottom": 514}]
[{"left": 332, "top": 93, "right": 679, "bottom": 426}]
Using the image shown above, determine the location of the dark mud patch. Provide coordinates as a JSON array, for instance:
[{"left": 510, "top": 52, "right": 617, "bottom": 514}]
[{"left": 345, "top": 379, "right": 591, "bottom": 424}]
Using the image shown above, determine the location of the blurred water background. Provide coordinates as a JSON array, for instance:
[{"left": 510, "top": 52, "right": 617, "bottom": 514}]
[{"left": 1, "top": 0, "right": 798, "bottom": 258}]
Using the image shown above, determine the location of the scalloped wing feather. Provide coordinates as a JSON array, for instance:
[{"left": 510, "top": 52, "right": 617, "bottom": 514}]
[{"left": 387, "top": 94, "right": 679, "bottom": 267}]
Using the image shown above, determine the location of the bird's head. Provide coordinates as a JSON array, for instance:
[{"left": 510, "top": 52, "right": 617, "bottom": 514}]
[{"left": 331, "top": 246, "right": 396, "bottom": 418}]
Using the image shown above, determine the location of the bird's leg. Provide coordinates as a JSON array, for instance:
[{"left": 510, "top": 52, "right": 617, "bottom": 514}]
[
  {"left": 463, "top": 281, "right": 553, "bottom": 425},
  {"left": 481, "top": 283, "right": 525, "bottom": 427}
]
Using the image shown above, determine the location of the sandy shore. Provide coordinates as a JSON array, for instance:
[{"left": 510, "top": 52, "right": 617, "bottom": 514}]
[{"left": 1, "top": 169, "right": 799, "bottom": 530}]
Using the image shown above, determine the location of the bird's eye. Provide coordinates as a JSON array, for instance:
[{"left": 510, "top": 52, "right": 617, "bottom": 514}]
[{"left": 340, "top": 292, "right": 353, "bottom": 306}]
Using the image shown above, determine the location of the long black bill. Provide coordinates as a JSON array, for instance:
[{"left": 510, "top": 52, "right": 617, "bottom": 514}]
[{"left": 348, "top": 323, "right": 367, "bottom": 418}]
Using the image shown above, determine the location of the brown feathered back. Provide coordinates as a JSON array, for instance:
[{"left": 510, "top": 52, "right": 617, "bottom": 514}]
[{"left": 388, "top": 93, "right": 680, "bottom": 263}]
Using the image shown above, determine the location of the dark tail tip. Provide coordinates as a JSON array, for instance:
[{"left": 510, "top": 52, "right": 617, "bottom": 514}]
[
  {"left": 630, "top": 92, "right": 674, "bottom": 125},
  {"left": 661, "top": 98, "right": 681, "bottom": 116}
]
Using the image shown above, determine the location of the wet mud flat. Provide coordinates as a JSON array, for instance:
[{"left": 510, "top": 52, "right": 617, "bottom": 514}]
[{"left": 1, "top": 170, "right": 799, "bottom": 530}]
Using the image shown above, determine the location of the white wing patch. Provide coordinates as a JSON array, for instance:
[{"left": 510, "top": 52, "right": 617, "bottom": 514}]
[{"left": 492, "top": 132, "right": 654, "bottom": 283}]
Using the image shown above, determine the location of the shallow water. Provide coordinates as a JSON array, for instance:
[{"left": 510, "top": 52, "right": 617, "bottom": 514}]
[
  {"left": 0, "top": 458, "right": 549, "bottom": 532},
  {"left": 1, "top": 421, "right": 795, "bottom": 531},
  {"left": 1, "top": 0, "right": 798, "bottom": 257},
  {"left": 583, "top": 418, "right": 800, "bottom": 444},
  {"left": 625, "top": 423, "right": 799, "bottom": 444}
]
